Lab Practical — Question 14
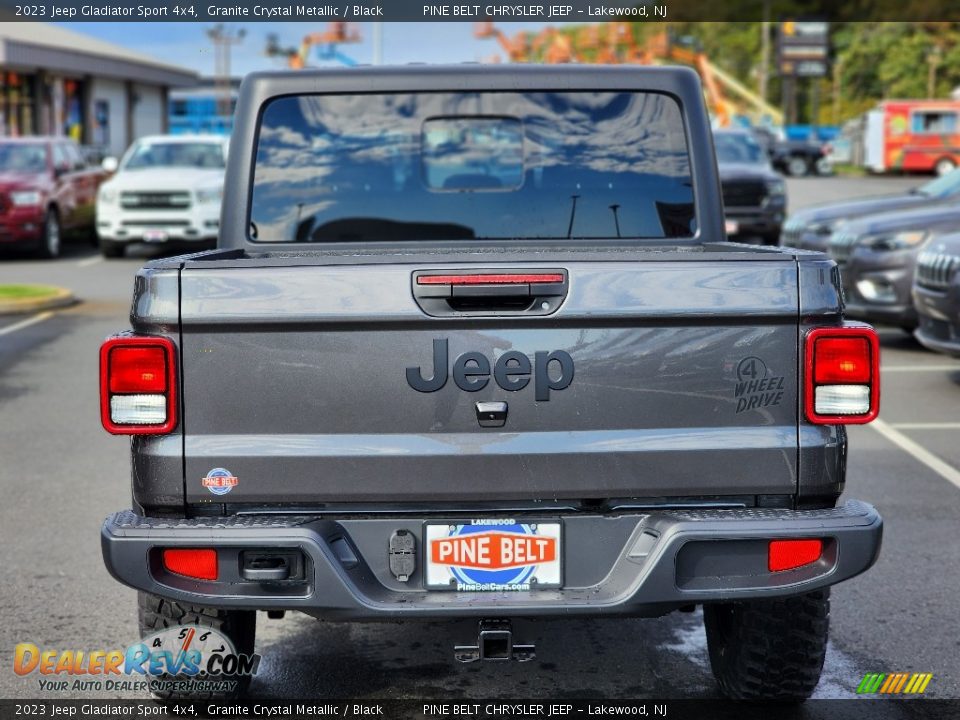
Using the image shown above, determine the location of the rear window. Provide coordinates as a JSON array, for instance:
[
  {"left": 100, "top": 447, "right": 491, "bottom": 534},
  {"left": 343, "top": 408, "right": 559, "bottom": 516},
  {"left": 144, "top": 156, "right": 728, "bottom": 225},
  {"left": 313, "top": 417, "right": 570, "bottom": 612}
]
[{"left": 250, "top": 91, "right": 694, "bottom": 243}]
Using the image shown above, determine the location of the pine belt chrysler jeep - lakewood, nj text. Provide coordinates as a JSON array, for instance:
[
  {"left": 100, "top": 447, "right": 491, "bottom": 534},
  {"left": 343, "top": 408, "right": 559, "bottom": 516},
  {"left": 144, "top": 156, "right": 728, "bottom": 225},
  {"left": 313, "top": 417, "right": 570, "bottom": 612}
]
[{"left": 99, "top": 66, "right": 883, "bottom": 702}]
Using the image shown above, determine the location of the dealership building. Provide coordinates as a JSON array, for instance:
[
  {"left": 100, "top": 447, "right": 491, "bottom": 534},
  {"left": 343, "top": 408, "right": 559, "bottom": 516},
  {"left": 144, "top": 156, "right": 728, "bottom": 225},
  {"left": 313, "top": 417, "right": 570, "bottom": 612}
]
[{"left": 0, "top": 23, "right": 197, "bottom": 156}]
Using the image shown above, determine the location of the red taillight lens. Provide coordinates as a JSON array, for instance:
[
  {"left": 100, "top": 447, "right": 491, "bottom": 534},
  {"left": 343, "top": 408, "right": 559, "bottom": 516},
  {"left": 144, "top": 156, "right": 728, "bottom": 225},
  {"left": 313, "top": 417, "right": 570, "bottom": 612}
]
[
  {"left": 417, "top": 273, "right": 565, "bottom": 285},
  {"left": 108, "top": 347, "right": 168, "bottom": 393},
  {"left": 804, "top": 326, "right": 880, "bottom": 425},
  {"left": 162, "top": 548, "right": 218, "bottom": 581},
  {"left": 100, "top": 336, "right": 177, "bottom": 435},
  {"left": 768, "top": 539, "right": 823, "bottom": 572},
  {"left": 813, "top": 337, "right": 871, "bottom": 384}
]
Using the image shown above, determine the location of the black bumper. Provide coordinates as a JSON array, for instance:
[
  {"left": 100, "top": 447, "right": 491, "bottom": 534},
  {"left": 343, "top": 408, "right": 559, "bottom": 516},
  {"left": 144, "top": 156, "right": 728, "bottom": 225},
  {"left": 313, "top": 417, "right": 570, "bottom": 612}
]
[{"left": 102, "top": 502, "right": 882, "bottom": 619}]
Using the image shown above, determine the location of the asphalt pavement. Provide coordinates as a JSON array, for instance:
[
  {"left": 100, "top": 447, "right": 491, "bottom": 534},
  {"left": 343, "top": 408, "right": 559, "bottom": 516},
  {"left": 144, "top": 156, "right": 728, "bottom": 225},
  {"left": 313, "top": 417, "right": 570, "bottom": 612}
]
[{"left": 1, "top": 175, "right": 958, "bottom": 713}]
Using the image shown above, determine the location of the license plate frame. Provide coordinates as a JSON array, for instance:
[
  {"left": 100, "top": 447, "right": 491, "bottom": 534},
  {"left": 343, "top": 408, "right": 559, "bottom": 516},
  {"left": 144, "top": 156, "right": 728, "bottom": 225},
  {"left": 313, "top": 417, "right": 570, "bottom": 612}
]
[{"left": 423, "top": 519, "right": 563, "bottom": 591}]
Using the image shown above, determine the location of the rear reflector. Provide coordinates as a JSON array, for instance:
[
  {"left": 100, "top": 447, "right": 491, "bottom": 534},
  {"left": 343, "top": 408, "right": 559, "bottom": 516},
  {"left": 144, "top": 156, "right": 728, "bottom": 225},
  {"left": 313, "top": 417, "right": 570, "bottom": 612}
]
[
  {"left": 417, "top": 273, "right": 565, "bottom": 285},
  {"left": 100, "top": 336, "right": 177, "bottom": 435},
  {"left": 162, "top": 548, "right": 218, "bottom": 581},
  {"left": 768, "top": 539, "right": 823, "bottom": 572},
  {"left": 804, "top": 326, "right": 879, "bottom": 424}
]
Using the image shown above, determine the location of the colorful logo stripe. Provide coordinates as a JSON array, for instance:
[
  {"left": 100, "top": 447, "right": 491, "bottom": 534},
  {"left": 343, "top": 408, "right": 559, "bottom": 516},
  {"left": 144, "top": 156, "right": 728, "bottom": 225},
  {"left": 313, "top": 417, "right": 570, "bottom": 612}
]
[{"left": 857, "top": 673, "right": 933, "bottom": 694}]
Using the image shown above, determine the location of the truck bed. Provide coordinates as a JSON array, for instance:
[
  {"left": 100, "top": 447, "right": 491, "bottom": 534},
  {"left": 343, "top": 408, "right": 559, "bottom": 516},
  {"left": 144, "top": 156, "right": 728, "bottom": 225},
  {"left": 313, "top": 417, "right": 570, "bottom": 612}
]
[{"left": 129, "top": 244, "right": 842, "bottom": 512}]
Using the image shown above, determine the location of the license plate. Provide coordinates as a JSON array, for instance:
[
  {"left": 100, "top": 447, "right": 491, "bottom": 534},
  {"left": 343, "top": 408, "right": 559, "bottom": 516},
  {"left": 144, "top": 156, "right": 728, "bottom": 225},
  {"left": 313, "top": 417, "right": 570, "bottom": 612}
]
[
  {"left": 725, "top": 219, "right": 740, "bottom": 235},
  {"left": 424, "top": 519, "right": 562, "bottom": 591},
  {"left": 142, "top": 230, "right": 169, "bottom": 243}
]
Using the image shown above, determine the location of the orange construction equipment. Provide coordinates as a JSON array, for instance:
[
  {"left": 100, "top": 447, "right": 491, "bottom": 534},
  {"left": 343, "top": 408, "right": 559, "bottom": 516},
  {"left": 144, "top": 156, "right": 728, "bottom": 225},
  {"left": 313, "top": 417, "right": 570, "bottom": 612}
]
[
  {"left": 265, "top": 23, "right": 361, "bottom": 70},
  {"left": 474, "top": 23, "right": 781, "bottom": 127}
]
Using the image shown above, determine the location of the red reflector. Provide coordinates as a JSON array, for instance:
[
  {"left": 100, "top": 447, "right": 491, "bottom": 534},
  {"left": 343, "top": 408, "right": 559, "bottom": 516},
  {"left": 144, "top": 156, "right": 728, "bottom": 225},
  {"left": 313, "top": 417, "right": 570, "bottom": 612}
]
[
  {"left": 418, "top": 273, "right": 564, "bottom": 285},
  {"left": 162, "top": 549, "right": 218, "bottom": 581},
  {"left": 108, "top": 347, "right": 168, "bottom": 393},
  {"left": 768, "top": 539, "right": 823, "bottom": 572},
  {"left": 813, "top": 337, "right": 871, "bottom": 384}
]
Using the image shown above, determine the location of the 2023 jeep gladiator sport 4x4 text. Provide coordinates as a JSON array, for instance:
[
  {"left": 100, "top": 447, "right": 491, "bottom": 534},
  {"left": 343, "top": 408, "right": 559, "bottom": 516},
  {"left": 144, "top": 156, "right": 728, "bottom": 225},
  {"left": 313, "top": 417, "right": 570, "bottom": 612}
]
[{"left": 99, "top": 66, "right": 883, "bottom": 701}]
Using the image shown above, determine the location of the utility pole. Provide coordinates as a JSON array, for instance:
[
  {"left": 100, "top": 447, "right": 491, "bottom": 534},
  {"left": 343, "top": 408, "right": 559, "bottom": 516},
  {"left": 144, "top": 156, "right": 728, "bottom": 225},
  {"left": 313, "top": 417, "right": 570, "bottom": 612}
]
[
  {"left": 927, "top": 45, "right": 943, "bottom": 98},
  {"left": 760, "top": 2, "right": 770, "bottom": 108},
  {"left": 372, "top": 22, "right": 383, "bottom": 65},
  {"left": 207, "top": 24, "right": 245, "bottom": 119}
]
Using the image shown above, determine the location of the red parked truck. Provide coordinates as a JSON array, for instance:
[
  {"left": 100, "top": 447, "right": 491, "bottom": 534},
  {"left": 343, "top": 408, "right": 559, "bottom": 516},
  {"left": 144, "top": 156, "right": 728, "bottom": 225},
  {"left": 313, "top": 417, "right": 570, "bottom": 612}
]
[
  {"left": 0, "top": 137, "right": 108, "bottom": 258},
  {"left": 864, "top": 100, "right": 960, "bottom": 177}
]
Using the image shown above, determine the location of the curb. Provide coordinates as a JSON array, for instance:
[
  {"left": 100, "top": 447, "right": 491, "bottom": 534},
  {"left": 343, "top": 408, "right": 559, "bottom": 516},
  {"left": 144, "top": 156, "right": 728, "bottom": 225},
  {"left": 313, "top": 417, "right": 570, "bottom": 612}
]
[{"left": 0, "top": 287, "right": 77, "bottom": 316}]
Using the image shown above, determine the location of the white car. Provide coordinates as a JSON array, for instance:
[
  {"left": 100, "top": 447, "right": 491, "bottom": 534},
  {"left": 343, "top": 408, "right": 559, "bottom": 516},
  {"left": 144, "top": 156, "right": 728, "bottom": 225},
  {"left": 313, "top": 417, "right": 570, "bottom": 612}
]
[{"left": 96, "top": 134, "right": 228, "bottom": 257}]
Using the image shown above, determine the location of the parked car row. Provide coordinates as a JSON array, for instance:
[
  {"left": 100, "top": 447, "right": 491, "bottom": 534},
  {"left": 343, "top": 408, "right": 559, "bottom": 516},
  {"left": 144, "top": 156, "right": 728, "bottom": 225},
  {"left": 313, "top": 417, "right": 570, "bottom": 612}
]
[
  {"left": 0, "top": 137, "right": 109, "bottom": 258},
  {"left": 782, "top": 171, "right": 960, "bottom": 358},
  {"left": 0, "top": 134, "right": 227, "bottom": 259}
]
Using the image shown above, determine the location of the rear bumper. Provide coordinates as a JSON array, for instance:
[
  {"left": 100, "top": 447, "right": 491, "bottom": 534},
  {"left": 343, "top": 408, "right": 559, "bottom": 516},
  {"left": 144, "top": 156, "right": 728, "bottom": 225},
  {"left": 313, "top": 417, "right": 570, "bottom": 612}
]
[{"left": 102, "top": 501, "right": 882, "bottom": 619}]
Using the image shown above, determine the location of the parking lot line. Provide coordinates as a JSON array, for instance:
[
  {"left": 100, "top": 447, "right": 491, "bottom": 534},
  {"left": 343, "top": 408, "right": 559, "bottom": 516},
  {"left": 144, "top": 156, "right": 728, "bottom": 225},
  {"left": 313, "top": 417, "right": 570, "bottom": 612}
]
[
  {"left": 881, "top": 365, "right": 960, "bottom": 372},
  {"left": 76, "top": 255, "right": 103, "bottom": 268},
  {"left": 890, "top": 422, "right": 960, "bottom": 430},
  {"left": 871, "top": 418, "right": 960, "bottom": 491},
  {"left": 0, "top": 311, "right": 54, "bottom": 337}
]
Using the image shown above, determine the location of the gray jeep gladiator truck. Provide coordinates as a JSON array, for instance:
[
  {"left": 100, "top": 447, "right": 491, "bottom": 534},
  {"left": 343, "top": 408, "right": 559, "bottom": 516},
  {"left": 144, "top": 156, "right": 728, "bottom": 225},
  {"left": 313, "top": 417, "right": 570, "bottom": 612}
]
[{"left": 100, "top": 66, "right": 883, "bottom": 701}]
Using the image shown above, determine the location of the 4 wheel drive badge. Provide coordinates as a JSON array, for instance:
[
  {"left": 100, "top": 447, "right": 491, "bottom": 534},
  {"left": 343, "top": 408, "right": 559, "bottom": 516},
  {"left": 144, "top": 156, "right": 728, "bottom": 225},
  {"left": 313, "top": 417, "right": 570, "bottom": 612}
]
[{"left": 202, "top": 468, "right": 238, "bottom": 495}]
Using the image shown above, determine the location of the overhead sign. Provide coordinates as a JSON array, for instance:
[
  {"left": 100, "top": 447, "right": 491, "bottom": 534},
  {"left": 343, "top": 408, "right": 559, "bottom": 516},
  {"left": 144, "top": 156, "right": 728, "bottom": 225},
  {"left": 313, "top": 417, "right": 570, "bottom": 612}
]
[{"left": 778, "top": 20, "right": 830, "bottom": 77}]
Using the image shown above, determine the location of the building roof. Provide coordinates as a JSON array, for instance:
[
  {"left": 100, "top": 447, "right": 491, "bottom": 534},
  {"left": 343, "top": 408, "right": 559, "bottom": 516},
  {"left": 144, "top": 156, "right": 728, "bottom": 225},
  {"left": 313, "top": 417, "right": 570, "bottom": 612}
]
[{"left": 0, "top": 23, "right": 198, "bottom": 87}]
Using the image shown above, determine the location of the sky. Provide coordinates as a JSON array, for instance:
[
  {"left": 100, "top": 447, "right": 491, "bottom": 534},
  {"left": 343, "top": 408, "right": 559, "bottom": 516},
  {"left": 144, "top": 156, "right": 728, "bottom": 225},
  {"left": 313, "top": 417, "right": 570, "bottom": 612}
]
[{"left": 53, "top": 22, "right": 561, "bottom": 76}]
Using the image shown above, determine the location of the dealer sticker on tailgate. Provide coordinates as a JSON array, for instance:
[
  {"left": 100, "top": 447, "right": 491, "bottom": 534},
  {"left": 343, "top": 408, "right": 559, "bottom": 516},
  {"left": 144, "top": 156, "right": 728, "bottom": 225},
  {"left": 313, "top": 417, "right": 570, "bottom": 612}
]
[{"left": 424, "top": 520, "right": 562, "bottom": 591}]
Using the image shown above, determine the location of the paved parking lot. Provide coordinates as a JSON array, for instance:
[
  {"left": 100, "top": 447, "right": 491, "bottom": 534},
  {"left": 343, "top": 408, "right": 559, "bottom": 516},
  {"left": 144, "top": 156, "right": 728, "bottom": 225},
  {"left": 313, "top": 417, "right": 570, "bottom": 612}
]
[{"left": 1, "top": 175, "right": 958, "bottom": 710}]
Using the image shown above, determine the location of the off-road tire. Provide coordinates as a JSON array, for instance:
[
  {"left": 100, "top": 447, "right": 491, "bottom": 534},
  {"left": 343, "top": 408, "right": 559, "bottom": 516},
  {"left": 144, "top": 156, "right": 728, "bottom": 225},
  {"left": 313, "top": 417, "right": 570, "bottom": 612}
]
[
  {"left": 138, "top": 592, "right": 256, "bottom": 700},
  {"left": 99, "top": 237, "right": 125, "bottom": 258},
  {"left": 704, "top": 589, "right": 830, "bottom": 702}
]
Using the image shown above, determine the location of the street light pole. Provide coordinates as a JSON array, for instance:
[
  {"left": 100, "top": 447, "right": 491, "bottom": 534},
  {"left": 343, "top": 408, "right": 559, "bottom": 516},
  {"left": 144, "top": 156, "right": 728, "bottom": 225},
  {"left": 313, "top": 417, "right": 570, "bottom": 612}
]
[{"left": 207, "top": 24, "right": 246, "bottom": 119}]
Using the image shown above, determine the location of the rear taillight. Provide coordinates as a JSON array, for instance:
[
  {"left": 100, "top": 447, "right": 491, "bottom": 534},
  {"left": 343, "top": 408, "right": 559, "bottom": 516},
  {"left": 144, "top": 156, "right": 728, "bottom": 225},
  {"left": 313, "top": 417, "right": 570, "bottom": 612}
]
[
  {"left": 804, "top": 326, "right": 880, "bottom": 424},
  {"left": 100, "top": 336, "right": 177, "bottom": 434}
]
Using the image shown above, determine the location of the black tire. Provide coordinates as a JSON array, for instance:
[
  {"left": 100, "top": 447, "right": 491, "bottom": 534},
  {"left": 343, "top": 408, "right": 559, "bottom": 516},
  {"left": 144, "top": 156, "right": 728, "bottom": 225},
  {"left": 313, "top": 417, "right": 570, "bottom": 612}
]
[
  {"left": 37, "top": 208, "right": 61, "bottom": 259},
  {"left": 704, "top": 589, "right": 830, "bottom": 701},
  {"left": 99, "top": 237, "right": 125, "bottom": 258},
  {"left": 935, "top": 157, "right": 957, "bottom": 177},
  {"left": 138, "top": 592, "right": 256, "bottom": 700},
  {"left": 786, "top": 155, "right": 810, "bottom": 177}
]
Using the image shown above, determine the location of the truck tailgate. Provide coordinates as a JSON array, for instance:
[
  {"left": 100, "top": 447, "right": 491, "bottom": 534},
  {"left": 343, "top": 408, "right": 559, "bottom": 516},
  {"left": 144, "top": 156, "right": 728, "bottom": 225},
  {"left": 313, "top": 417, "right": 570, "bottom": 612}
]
[{"left": 178, "top": 257, "right": 800, "bottom": 505}]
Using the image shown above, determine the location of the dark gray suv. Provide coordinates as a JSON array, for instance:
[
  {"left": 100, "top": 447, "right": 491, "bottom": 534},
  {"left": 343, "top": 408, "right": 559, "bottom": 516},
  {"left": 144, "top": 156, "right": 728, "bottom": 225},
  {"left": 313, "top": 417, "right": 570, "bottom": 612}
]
[
  {"left": 828, "top": 203, "right": 960, "bottom": 329},
  {"left": 783, "top": 169, "right": 960, "bottom": 252},
  {"left": 914, "top": 232, "right": 960, "bottom": 356}
]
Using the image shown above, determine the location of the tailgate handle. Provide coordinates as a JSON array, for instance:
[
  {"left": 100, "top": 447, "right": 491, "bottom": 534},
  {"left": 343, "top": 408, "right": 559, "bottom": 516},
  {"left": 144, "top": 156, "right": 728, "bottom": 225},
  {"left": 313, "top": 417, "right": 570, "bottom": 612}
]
[{"left": 413, "top": 270, "right": 568, "bottom": 316}]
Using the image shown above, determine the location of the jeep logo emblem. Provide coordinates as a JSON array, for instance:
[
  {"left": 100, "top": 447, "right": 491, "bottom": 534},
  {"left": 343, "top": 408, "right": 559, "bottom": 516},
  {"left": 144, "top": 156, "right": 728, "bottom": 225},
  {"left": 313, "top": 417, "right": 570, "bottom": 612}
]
[{"left": 406, "top": 339, "right": 574, "bottom": 401}]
